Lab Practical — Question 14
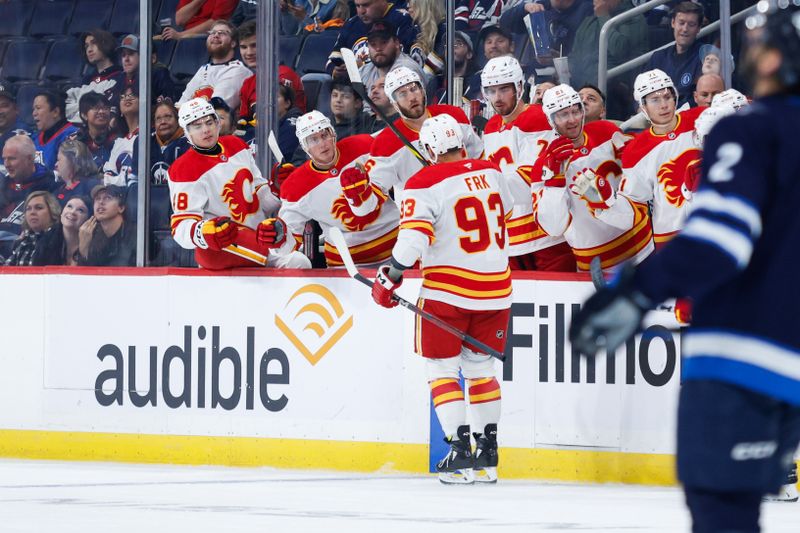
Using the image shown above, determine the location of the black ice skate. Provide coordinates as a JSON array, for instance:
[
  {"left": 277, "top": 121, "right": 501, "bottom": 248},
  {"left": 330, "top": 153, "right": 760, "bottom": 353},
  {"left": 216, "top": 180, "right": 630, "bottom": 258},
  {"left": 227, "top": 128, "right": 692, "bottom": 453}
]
[
  {"left": 473, "top": 424, "right": 498, "bottom": 483},
  {"left": 765, "top": 463, "right": 798, "bottom": 502},
  {"left": 437, "top": 425, "right": 474, "bottom": 485}
]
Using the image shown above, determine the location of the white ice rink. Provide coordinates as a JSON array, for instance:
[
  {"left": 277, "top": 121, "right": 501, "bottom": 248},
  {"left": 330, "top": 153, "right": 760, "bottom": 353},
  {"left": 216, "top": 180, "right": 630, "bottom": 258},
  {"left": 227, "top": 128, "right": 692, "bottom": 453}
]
[{"left": 0, "top": 460, "right": 798, "bottom": 532}]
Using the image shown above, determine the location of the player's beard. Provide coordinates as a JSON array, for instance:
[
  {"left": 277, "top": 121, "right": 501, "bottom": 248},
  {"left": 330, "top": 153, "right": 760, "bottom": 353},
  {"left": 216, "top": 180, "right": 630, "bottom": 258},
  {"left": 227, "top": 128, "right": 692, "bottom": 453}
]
[{"left": 396, "top": 100, "right": 425, "bottom": 120}]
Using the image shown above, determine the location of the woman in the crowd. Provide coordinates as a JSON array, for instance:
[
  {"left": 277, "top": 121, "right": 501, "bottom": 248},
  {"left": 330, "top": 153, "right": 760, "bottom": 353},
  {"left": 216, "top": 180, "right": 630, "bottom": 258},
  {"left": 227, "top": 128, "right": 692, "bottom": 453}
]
[
  {"left": 103, "top": 86, "right": 139, "bottom": 186},
  {"left": 408, "top": 0, "right": 446, "bottom": 77},
  {"left": 54, "top": 140, "right": 102, "bottom": 206},
  {"left": 4, "top": 191, "right": 60, "bottom": 266},
  {"left": 33, "top": 195, "right": 92, "bottom": 266}
]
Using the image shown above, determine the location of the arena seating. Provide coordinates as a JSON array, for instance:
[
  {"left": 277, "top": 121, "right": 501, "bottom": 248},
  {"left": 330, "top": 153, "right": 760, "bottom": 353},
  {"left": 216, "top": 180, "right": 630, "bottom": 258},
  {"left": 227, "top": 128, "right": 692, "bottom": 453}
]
[
  {"left": 28, "top": 0, "right": 74, "bottom": 39},
  {"left": 0, "top": 1, "right": 36, "bottom": 39}
]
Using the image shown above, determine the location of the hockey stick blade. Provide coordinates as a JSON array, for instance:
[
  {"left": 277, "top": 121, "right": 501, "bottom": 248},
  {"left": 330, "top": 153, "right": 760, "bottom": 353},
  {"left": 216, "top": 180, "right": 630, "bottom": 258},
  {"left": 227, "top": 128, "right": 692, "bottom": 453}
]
[
  {"left": 327, "top": 227, "right": 505, "bottom": 361},
  {"left": 589, "top": 256, "right": 606, "bottom": 290},
  {"left": 267, "top": 131, "right": 284, "bottom": 163},
  {"left": 340, "top": 48, "right": 430, "bottom": 167}
]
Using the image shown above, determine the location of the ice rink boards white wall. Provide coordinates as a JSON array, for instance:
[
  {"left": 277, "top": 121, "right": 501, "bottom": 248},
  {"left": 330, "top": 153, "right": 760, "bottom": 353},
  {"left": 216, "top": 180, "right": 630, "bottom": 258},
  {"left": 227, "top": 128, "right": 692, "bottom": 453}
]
[{"left": 0, "top": 268, "right": 683, "bottom": 485}]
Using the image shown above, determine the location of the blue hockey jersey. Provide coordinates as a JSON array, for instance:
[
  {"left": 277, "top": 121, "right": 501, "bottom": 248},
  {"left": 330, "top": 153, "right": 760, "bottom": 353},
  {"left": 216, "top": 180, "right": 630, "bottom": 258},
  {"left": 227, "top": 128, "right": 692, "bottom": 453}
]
[{"left": 634, "top": 95, "right": 800, "bottom": 406}]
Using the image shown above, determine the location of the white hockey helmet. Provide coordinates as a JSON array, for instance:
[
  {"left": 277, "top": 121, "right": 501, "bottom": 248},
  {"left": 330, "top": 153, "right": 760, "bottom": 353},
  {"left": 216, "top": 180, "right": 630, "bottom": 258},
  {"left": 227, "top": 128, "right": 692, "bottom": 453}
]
[
  {"left": 384, "top": 66, "right": 424, "bottom": 105},
  {"left": 542, "top": 84, "right": 584, "bottom": 129},
  {"left": 693, "top": 104, "right": 736, "bottom": 146},
  {"left": 711, "top": 88, "right": 749, "bottom": 111},
  {"left": 633, "top": 69, "right": 676, "bottom": 107},
  {"left": 178, "top": 97, "right": 218, "bottom": 131},
  {"left": 295, "top": 110, "right": 335, "bottom": 151},
  {"left": 481, "top": 56, "right": 525, "bottom": 101},
  {"left": 419, "top": 113, "right": 464, "bottom": 163}
]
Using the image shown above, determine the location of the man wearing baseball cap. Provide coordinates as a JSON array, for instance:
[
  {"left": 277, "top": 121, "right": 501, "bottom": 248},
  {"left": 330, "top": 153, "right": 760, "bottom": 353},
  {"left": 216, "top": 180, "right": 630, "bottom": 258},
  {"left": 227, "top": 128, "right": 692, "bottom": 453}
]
[
  {"left": 0, "top": 82, "right": 32, "bottom": 170},
  {"left": 359, "top": 19, "right": 427, "bottom": 101},
  {"left": 76, "top": 183, "right": 135, "bottom": 266},
  {"left": 117, "top": 34, "right": 177, "bottom": 103}
]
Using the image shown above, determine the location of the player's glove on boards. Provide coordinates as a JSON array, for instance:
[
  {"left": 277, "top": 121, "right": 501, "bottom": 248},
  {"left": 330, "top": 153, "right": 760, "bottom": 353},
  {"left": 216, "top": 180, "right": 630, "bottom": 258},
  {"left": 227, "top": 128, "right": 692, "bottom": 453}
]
[
  {"left": 372, "top": 265, "right": 402, "bottom": 308},
  {"left": 570, "top": 168, "right": 616, "bottom": 210},
  {"left": 193, "top": 216, "right": 238, "bottom": 251},
  {"left": 340, "top": 166, "right": 372, "bottom": 207},
  {"left": 257, "top": 217, "right": 288, "bottom": 247}
]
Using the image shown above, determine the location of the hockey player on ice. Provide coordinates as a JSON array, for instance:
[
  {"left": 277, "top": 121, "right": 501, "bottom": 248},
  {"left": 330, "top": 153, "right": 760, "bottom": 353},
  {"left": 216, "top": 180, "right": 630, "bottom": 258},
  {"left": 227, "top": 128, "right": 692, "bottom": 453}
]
[
  {"left": 570, "top": 2, "right": 800, "bottom": 528},
  {"left": 167, "top": 97, "right": 310, "bottom": 270},
  {"left": 268, "top": 111, "right": 400, "bottom": 267},
  {"left": 593, "top": 69, "right": 704, "bottom": 249},
  {"left": 365, "top": 67, "right": 483, "bottom": 203},
  {"left": 370, "top": 113, "right": 513, "bottom": 485},
  {"left": 481, "top": 56, "right": 576, "bottom": 271},
  {"left": 534, "top": 84, "right": 654, "bottom": 273}
]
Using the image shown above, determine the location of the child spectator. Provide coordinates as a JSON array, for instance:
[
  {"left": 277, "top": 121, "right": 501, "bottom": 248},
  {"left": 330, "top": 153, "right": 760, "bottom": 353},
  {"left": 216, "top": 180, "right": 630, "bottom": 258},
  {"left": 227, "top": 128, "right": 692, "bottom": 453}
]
[
  {"left": 4, "top": 190, "right": 60, "bottom": 266},
  {"left": 278, "top": 85, "right": 302, "bottom": 158},
  {"left": 211, "top": 97, "right": 236, "bottom": 135},
  {"left": 54, "top": 140, "right": 102, "bottom": 206},
  {"left": 65, "top": 30, "right": 125, "bottom": 124},
  {"left": 33, "top": 195, "right": 92, "bottom": 266},
  {"left": 74, "top": 92, "right": 117, "bottom": 169},
  {"left": 76, "top": 184, "right": 135, "bottom": 266},
  {"left": 33, "top": 90, "right": 79, "bottom": 172}
]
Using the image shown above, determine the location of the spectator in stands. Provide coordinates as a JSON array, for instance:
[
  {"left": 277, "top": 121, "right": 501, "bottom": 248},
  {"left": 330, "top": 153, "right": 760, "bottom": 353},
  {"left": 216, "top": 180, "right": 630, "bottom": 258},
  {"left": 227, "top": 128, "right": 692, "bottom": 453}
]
[
  {"left": 74, "top": 93, "right": 116, "bottom": 169},
  {"left": 117, "top": 35, "right": 178, "bottom": 104},
  {"left": 290, "top": 0, "right": 351, "bottom": 32},
  {"left": 278, "top": 85, "right": 302, "bottom": 160},
  {"left": 531, "top": 81, "right": 556, "bottom": 104},
  {"left": 4, "top": 191, "right": 60, "bottom": 266},
  {"left": 359, "top": 20, "right": 428, "bottom": 96},
  {"left": 54, "top": 140, "right": 101, "bottom": 207},
  {"left": 178, "top": 20, "right": 252, "bottom": 111},
  {"left": 480, "top": 25, "right": 515, "bottom": 64},
  {"left": 368, "top": 74, "right": 400, "bottom": 129},
  {"left": 329, "top": 82, "right": 378, "bottom": 137},
  {"left": 66, "top": 30, "right": 125, "bottom": 124},
  {"left": 76, "top": 184, "right": 135, "bottom": 267},
  {"left": 231, "top": 0, "right": 258, "bottom": 26},
  {"left": 145, "top": 99, "right": 189, "bottom": 186},
  {"left": 161, "top": 0, "right": 238, "bottom": 40},
  {"left": 237, "top": 20, "right": 307, "bottom": 130},
  {"left": 408, "top": 0, "right": 446, "bottom": 78},
  {"left": 579, "top": 84, "right": 607, "bottom": 122},
  {"left": 567, "top": 0, "right": 647, "bottom": 116},
  {"left": 455, "top": 0, "right": 518, "bottom": 32},
  {"left": 103, "top": 87, "right": 139, "bottom": 187},
  {"left": 211, "top": 97, "right": 236, "bottom": 135},
  {"left": 326, "top": 0, "right": 417, "bottom": 79},
  {"left": 0, "top": 83, "right": 32, "bottom": 170},
  {"left": 699, "top": 44, "right": 730, "bottom": 76},
  {"left": 33, "top": 195, "right": 92, "bottom": 266},
  {"left": 643, "top": 2, "right": 705, "bottom": 107},
  {"left": 500, "top": 0, "right": 593, "bottom": 58},
  {"left": 692, "top": 72, "right": 724, "bottom": 107},
  {"left": 33, "top": 91, "right": 80, "bottom": 172},
  {"left": 432, "top": 31, "right": 481, "bottom": 101}
]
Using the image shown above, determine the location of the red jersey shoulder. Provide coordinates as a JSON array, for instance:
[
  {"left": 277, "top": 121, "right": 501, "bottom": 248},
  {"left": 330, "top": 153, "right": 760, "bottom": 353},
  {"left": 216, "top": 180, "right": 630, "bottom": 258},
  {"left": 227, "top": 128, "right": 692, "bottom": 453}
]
[
  {"left": 483, "top": 114, "right": 504, "bottom": 135},
  {"left": 514, "top": 104, "right": 551, "bottom": 133},
  {"left": 584, "top": 120, "right": 621, "bottom": 145},
  {"left": 338, "top": 134, "right": 373, "bottom": 164},
  {"left": 280, "top": 162, "right": 329, "bottom": 202},
  {"left": 405, "top": 159, "right": 497, "bottom": 191},
  {"left": 370, "top": 118, "right": 419, "bottom": 157},
  {"left": 219, "top": 135, "right": 250, "bottom": 155},
  {"left": 428, "top": 104, "right": 469, "bottom": 125},
  {"left": 677, "top": 105, "right": 705, "bottom": 131},
  {"left": 168, "top": 149, "right": 204, "bottom": 183}
]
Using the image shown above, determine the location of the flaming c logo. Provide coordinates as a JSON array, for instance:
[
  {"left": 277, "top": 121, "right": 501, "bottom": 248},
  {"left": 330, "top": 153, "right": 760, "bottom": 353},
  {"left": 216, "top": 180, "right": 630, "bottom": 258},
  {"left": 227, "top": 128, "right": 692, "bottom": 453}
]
[
  {"left": 193, "top": 86, "right": 214, "bottom": 101},
  {"left": 221, "top": 168, "right": 260, "bottom": 223},
  {"left": 657, "top": 149, "right": 702, "bottom": 208},
  {"left": 330, "top": 188, "right": 384, "bottom": 231},
  {"left": 275, "top": 284, "right": 353, "bottom": 365}
]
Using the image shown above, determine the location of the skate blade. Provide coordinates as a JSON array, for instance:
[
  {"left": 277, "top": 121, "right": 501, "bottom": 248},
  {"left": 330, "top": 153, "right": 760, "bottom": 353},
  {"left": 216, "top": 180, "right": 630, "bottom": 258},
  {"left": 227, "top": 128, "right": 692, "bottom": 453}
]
[
  {"left": 763, "top": 483, "right": 798, "bottom": 502},
  {"left": 438, "top": 468, "right": 475, "bottom": 485},
  {"left": 474, "top": 467, "right": 497, "bottom": 483}
]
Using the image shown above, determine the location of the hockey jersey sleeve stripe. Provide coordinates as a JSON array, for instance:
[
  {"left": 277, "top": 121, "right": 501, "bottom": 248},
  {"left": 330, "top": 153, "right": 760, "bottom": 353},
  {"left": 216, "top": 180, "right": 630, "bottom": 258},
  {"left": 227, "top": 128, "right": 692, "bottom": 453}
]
[
  {"left": 680, "top": 218, "right": 753, "bottom": 268},
  {"left": 170, "top": 213, "right": 202, "bottom": 232},
  {"left": 690, "top": 189, "right": 762, "bottom": 238},
  {"left": 654, "top": 229, "right": 680, "bottom": 245},
  {"left": 399, "top": 220, "right": 435, "bottom": 244},
  {"left": 422, "top": 266, "right": 512, "bottom": 299},
  {"left": 423, "top": 265, "right": 511, "bottom": 282},
  {"left": 422, "top": 280, "right": 513, "bottom": 299},
  {"left": 507, "top": 213, "right": 547, "bottom": 245},
  {"left": 323, "top": 226, "right": 398, "bottom": 266},
  {"left": 574, "top": 206, "right": 653, "bottom": 271}
]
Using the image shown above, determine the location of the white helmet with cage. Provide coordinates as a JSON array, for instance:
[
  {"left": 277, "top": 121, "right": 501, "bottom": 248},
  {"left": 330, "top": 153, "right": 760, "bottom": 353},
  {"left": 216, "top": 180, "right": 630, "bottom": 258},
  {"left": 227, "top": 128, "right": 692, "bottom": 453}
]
[
  {"left": 633, "top": 69, "right": 676, "bottom": 107},
  {"left": 693, "top": 104, "right": 736, "bottom": 146},
  {"left": 711, "top": 89, "right": 748, "bottom": 111},
  {"left": 295, "top": 110, "right": 335, "bottom": 152},
  {"left": 419, "top": 113, "right": 464, "bottom": 164},
  {"left": 541, "top": 84, "right": 584, "bottom": 129},
  {"left": 481, "top": 56, "right": 525, "bottom": 101},
  {"left": 384, "top": 66, "right": 425, "bottom": 105},
  {"left": 178, "top": 98, "right": 219, "bottom": 145}
]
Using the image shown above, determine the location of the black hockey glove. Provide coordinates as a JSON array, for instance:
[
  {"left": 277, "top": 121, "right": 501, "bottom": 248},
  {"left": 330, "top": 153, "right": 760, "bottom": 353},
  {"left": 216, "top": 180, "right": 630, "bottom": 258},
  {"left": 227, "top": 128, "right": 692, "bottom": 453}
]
[{"left": 569, "top": 263, "right": 653, "bottom": 357}]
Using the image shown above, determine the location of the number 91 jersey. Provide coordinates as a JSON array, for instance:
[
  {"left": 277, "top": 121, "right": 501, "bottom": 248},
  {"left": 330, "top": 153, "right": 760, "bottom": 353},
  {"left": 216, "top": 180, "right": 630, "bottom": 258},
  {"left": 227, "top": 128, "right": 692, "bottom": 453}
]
[{"left": 396, "top": 159, "right": 513, "bottom": 311}]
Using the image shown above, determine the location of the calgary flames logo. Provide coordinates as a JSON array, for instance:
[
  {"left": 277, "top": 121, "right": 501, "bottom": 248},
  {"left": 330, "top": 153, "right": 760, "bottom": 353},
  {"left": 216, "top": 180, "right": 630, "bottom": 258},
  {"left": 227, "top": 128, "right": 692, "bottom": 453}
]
[
  {"left": 330, "top": 187, "right": 384, "bottom": 231},
  {"left": 193, "top": 86, "right": 214, "bottom": 101},
  {"left": 221, "top": 168, "right": 261, "bottom": 223},
  {"left": 594, "top": 159, "right": 623, "bottom": 182},
  {"left": 657, "top": 149, "right": 702, "bottom": 208}
]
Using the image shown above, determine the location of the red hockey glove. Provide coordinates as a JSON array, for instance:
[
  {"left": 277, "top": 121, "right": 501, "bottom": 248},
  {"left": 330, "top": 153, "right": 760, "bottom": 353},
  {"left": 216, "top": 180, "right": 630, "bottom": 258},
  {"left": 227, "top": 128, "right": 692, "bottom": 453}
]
[
  {"left": 256, "top": 217, "right": 287, "bottom": 248},
  {"left": 372, "top": 265, "right": 401, "bottom": 308},
  {"left": 339, "top": 165, "right": 372, "bottom": 207},
  {"left": 269, "top": 163, "right": 295, "bottom": 197},
  {"left": 543, "top": 136, "right": 574, "bottom": 175},
  {"left": 570, "top": 168, "right": 616, "bottom": 210},
  {"left": 193, "top": 216, "right": 239, "bottom": 251}
]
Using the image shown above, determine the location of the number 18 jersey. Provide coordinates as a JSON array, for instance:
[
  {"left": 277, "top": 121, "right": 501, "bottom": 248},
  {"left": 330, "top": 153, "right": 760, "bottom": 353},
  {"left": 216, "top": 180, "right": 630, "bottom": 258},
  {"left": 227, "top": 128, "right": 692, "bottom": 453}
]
[{"left": 395, "top": 159, "right": 513, "bottom": 311}]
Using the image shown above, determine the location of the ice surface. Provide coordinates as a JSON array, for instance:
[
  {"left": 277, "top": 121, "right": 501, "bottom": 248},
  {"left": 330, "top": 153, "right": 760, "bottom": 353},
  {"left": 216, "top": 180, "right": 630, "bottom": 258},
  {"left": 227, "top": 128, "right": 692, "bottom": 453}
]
[{"left": 0, "top": 459, "right": 798, "bottom": 532}]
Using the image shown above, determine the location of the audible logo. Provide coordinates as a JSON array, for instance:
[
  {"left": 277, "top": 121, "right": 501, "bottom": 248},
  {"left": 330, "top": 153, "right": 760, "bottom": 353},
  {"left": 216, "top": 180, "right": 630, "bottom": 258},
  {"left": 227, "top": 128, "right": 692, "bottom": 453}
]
[{"left": 275, "top": 284, "right": 353, "bottom": 365}]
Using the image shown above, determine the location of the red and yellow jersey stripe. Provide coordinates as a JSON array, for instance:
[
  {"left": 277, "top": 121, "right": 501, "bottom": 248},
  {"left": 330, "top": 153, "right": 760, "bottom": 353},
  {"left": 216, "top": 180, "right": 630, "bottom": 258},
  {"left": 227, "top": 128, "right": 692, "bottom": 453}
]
[
  {"left": 170, "top": 213, "right": 202, "bottom": 235},
  {"left": 324, "top": 226, "right": 398, "bottom": 266},
  {"left": 468, "top": 377, "right": 501, "bottom": 405},
  {"left": 399, "top": 219, "right": 435, "bottom": 245},
  {"left": 506, "top": 213, "right": 547, "bottom": 247},
  {"left": 574, "top": 203, "right": 653, "bottom": 271},
  {"left": 421, "top": 265, "right": 512, "bottom": 300},
  {"left": 430, "top": 378, "right": 465, "bottom": 408}
]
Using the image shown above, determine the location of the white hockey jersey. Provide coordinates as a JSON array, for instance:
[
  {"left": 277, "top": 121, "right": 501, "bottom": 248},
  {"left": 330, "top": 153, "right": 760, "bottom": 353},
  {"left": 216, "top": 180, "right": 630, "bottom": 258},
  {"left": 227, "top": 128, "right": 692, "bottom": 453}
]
[
  {"left": 536, "top": 121, "right": 654, "bottom": 271},
  {"left": 366, "top": 104, "right": 483, "bottom": 201},
  {"left": 482, "top": 104, "right": 564, "bottom": 256},
  {"left": 167, "top": 135, "right": 280, "bottom": 249},
  {"left": 597, "top": 106, "right": 704, "bottom": 246},
  {"left": 177, "top": 59, "right": 252, "bottom": 111},
  {"left": 394, "top": 158, "right": 513, "bottom": 311},
  {"left": 275, "top": 134, "right": 400, "bottom": 266},
  {"left": 103, "top": 130, "right": 138, "bottom": 186}
]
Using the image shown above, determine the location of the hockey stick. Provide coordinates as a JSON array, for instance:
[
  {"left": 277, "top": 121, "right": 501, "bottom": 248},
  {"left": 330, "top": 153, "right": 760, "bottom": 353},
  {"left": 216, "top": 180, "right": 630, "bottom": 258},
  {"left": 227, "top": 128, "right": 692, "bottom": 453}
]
[
  {"left": 267, "top": 131, "right": 284, "bottom": 163},
  {"left": 589, "top": 256, "right": 677, "bottom": 314},
  {"left": 340, "top": 48, "right": 431, "bottom": 167},
  {"left": 328, "top": 227, "right": 505, "bottom": 361}
]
